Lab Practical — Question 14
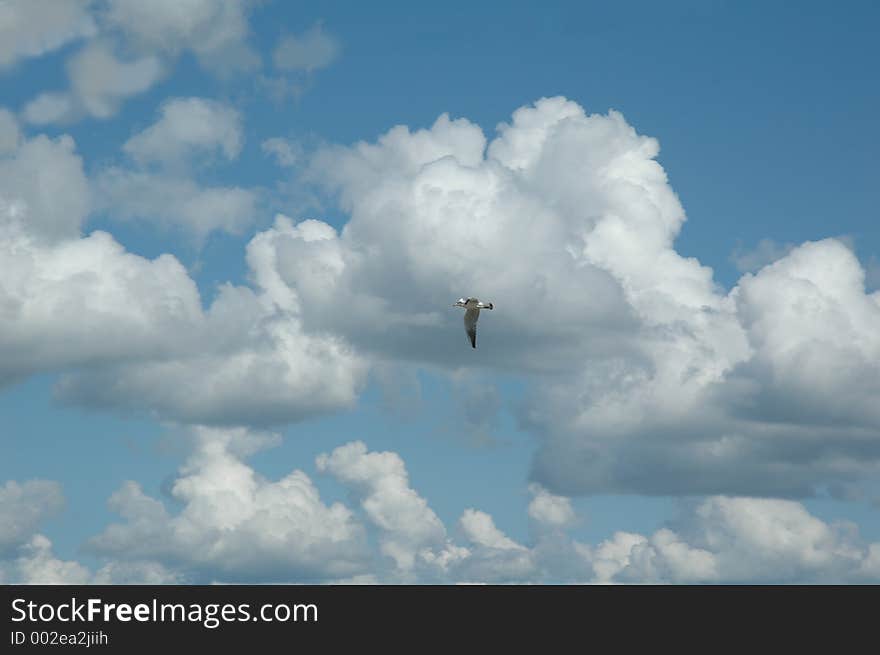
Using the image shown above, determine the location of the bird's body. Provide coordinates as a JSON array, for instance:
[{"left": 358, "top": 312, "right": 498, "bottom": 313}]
[{"left": 453, "top": 297, "right": 494, "bottom": 348}]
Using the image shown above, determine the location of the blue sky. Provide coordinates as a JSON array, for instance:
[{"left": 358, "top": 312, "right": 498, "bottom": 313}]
[{"left": 1, "top": 0, "right": 879, "bottom": 584}]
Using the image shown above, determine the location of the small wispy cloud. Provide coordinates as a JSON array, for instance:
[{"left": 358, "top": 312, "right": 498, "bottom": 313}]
[
  {"left": 730, "top": 238, "right": 795, "bottom": 273},
  {"left": 273, "top": 23, "right": 341, "bottom": 73}
]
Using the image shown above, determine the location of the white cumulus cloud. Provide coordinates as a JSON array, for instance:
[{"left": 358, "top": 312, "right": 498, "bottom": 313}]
[
  {"left": 0, "top": 127, "right": 365, "bottom": 424},
  {"left": 261, "top": 95, "right": 880, "bottom": 497},
  {"left": 590, "top": 496, "right": 876, "bottom": 583},
  {"left": 316, "top": 441, "right": 449, "bottom": 576},
  {"left": 88, "top": 427, "right": 369, "bottom": 582},
  {"left": 7, "top": 94, "right": 880, "bottom": 501},
  {"left": 5, "top": 442, "right": 880, "bottom": 584}
]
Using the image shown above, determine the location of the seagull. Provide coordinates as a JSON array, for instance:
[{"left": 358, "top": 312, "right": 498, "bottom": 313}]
[{"left": 453, "top": 297, "right": 494, "bottom": 348}]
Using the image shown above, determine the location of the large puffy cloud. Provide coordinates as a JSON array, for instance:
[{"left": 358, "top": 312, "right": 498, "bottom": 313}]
[
  {"left": 266, "top": 97, "right": 723, "bottom": 378},
  {"left": 245, "top": 96, "right": 880, "bottom": 497},
  {"left": 0, "top": 0, "right": 96, "bottom": 70},
  {"left": 0, "top": 222, "right": 201, "bottom": 386},
  {"left": 0, "top": 129, "right": 365, "bottom": 423},
  {"left": 316, "top": 442, "right": 570, "bottom": 583},
  {"left": 0, "top": 132, "right": 204, "bottom": 385},
  {"left": 89, "top": 436, "right": 532, "bottom": 583},
  {"left": 89, "top": 427, "right": 369, "bottom": 582},
  {"left": 53, "top": 238, "right": 367, "bottom": 426},
  {"left": 730, "top": 239, "right": 880, "bottom": 428},
  {"left": 54, "top": 293, "right": 366, "bottom": 426},
  {"left": 8, "top": 93, "right": 880, "bottom": 497},
  {"left": 0, "top": 132, "right": 195, "bottom": 384},
  {"left": 687, "top": 497, "right": 865, "bottom": 582},
  {"left": 529, "top": 237, "right": 880, "bottom": 497}
]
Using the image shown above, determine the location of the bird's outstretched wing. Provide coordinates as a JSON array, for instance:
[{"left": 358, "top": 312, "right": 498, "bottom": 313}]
[{"left": 464, "top": 308, "right": 479, "bottom": 348}]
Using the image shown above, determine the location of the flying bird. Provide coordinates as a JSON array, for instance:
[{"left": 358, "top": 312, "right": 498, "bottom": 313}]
[{"left": 453, "top": 297, "right": 494, "bottom": 348}]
